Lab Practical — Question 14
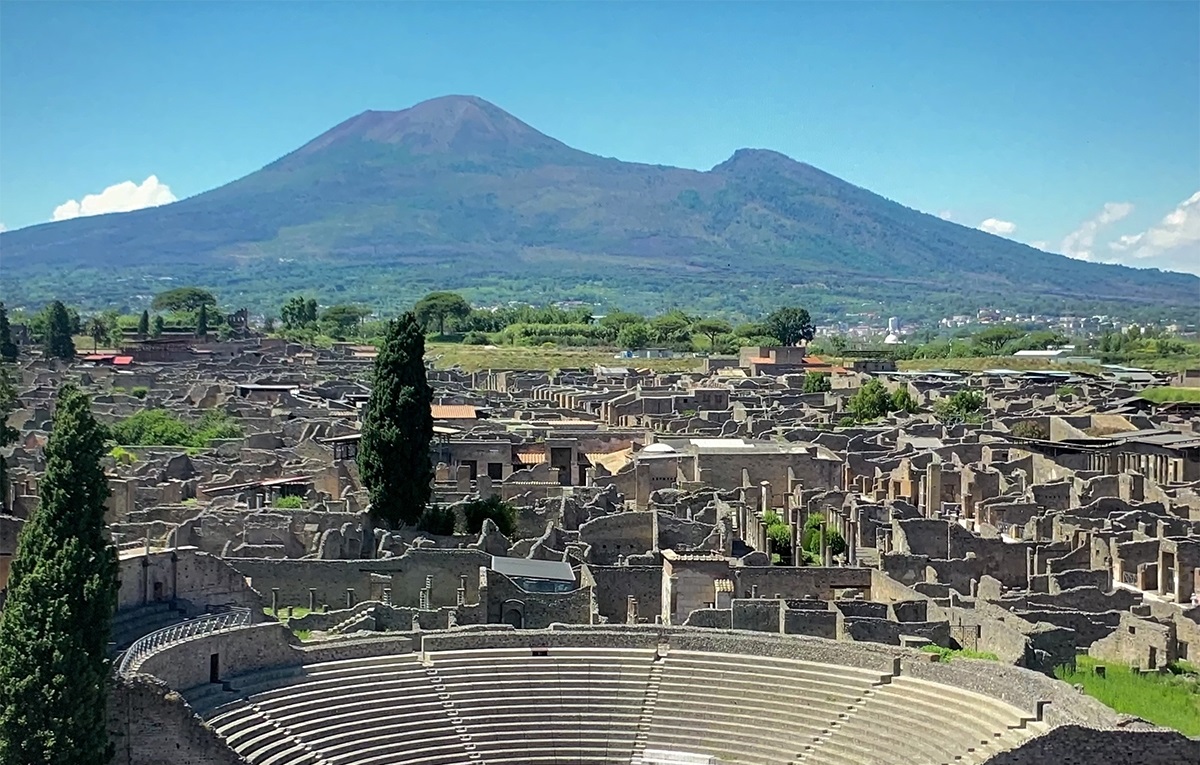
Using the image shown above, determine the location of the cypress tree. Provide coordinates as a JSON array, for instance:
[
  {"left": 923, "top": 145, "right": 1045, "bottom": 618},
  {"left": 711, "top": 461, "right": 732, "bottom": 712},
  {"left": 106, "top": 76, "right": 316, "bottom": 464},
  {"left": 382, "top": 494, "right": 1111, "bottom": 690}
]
[
  {"left": 151, "top": 314, "right": 165, "bottom": 338},
  {"left": 0, "top": 383, "right": 118, "bottom": 764},
  {"left": 44, "top": 300, "right": 76, "bottom": 360},
  {"left": 0, "top": 303, "right": 17, "bottom": 362},
  {"left": 137, "top": 309, "right": 150, "bottom": 338},
  {"left": 359, "top": 311, "right": 433, "bottom": 529},
  {"left": 196, "top": 304, "right": 209, "bottom": 338}
]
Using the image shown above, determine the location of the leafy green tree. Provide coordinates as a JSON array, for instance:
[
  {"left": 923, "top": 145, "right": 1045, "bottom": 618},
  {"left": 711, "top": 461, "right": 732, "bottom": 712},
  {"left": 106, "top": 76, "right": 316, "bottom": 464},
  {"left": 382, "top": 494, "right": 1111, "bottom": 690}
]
[
  {"left": 414, "top": 291, "right": 472, "bottom": 335},
  {"left": 151, "top": 286, "right": 216, "bottom": 312},
  {"left": 196, "top": 304, "right": 209, "bottom": 338},
  {"left": 763, "top": 510, "right": 793, "bottom": 565},
  {"left": 649, "top": 310, "right": 693, "bottom": 345},
  {"left": 360, "top": 312, "right": 433, "bottom": 529},
  {"left": 321, "top": 304, "right": 371, "bottom": 339},
  {"left": 0, "top": 303, "right": 17, "bottom": 361},
  {"left": 694, "top": 318, "right": 732, "bottom": 351},
  {"left": 462, "top": 495, "right": 518, "bottom": 537},
  {"left": 151, "top": 314, "right": 165, "bottom": 337},
  {"left": 137, "top": 309, "right": 150, "bottom": 338},
  {"left": 890, "top": 387, "right": 918, "bottom": 413},
  {"left": 87, "top": 316, "right": 108, "bottom": 352},
  {"left": 972, "top": 325, "right": 1024, "bottom": 355},
  {"left": 617, "top": 322, "right": 652, "bottom": 350},
  {"left": 598, "top": 311, "right": 646, "bottom": 334},
  {"left": 44, "top": 300, "right": 76, "bottom": 360},
  {"left": 765, "top": 306, "right": 816, "bottom": 346},
  {"left": 803, "top": 372, "right": 832, "bottom": 393},
  {"left": 847, "top": 379, "right": 890, "bottom": 422},
  {"left": 934, "top": 389, "right": 987, "bottom": 425},
  {"left": 0, "top": 384, "right": 119, "bottom": 765}
]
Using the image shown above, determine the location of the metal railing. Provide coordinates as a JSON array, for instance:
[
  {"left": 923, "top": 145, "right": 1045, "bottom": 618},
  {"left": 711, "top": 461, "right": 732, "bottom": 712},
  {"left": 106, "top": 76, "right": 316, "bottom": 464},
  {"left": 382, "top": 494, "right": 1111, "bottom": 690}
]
[{"left": 116, "top": 607, "right": 252, "bottom": 677}]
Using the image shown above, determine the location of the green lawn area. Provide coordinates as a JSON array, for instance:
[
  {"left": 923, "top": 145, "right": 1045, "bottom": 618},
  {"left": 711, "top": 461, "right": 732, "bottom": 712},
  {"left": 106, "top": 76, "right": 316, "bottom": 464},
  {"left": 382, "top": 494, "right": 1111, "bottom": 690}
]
[
  {"left": 920, "top": 645, "right": 1000, "bottom": 662},
  {"left": 1140, "top": 386, "right": 1200, "bottom": 403},
  {"left": 425, "top": 342, "right": 701, "bottom": 373},
  {"left": 1054, "top": 656, "right": 1200, "bottom": 735},
  {"left": 263, "top": 605, "right": 315, "bottom": 620}
]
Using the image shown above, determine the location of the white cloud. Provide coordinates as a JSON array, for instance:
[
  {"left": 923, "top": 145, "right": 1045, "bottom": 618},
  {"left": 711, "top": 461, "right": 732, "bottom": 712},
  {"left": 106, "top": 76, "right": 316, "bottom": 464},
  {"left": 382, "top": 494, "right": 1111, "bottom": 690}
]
[
  {"left": 51, "top": 175, "right": 177, "bottom": 222},
  {"left": 978, "top": 218, "right": 1017, "bottom": 236},
  {"left": 1109, "top": 191, "right": 1200, "bottom": 273},
  {"left": 938, "top": 210, "right": 954, "bottom": 221},
  {"left": 1029, "top": 240, "right": 1048, "bottom": 251},
  {"left": 1059, "top": 202, "right": 1133, "bottom": 260},
  {"left": 0, "top": 223, "right": 6, "bottom": 233}
]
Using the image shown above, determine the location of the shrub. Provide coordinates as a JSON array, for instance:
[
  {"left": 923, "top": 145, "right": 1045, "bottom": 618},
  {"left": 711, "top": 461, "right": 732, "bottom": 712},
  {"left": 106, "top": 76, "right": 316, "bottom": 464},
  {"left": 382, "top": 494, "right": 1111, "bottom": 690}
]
[
  {"left": 107, "top": 408, "right": 242, "bottom": 449},
  {"left": 462, "top": 331, "right": 491, "bottom": 345},
  {"left": 417, "top": 505, "right": 457, "bottom": 535},
  {"left": 1010, "top": 420, "right": 1047, "bottom": 439},
  {"left": 921, "top": 645, "right": 1000, "bottom": 663},
  {"left": 1055, "top": 384, "right": 1079, "bottom": 399},
  {"left": 130, "top": 386, "right": 149, "bottom": 399},
  {"left": 273, "top": 495, "right": 304, "bottom": 509},
  {"left": 462, "top": 495, "right": 518, "bottom": 536},
  {"left": 763, "top": 510, "right": 793, "bottom": 564},
  {"left": 803, "top": 372, "right": 832, "bottom": 394},
  {"left": 108, "top": 446, "right": 137, "bottom": 465}
]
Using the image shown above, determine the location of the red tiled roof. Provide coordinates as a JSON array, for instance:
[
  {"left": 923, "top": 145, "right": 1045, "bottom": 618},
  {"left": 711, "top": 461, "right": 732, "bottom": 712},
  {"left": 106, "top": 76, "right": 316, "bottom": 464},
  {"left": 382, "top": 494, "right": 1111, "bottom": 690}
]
[
  {"left": 431, "top": 404, "right": 478, "bottom": 419},
  {"left": 113, "top": 356, "right": 134, "bottom": 365},
  {"left": 514, "top": 448, "right": 548, "bottom": 464}
]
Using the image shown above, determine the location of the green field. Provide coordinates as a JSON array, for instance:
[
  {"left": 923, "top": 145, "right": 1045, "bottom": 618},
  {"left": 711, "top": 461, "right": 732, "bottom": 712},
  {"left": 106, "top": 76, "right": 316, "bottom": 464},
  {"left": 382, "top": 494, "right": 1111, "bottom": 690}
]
[
  {"left": 1140, "top": 386, "right": 1200, "bottom": 403},
  {"left": 425, "top": 342, "right": 701, "bottom": 373},
  {"left": 1054, "top": 656, "right": 1200, "bottom": 735}
]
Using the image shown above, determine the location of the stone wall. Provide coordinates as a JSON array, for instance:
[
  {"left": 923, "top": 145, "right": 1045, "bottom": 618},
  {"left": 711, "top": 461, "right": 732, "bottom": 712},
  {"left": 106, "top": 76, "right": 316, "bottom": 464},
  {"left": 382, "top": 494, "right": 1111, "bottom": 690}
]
[
  {"left": 980, "top": 725, "right": 1200, "bottom": 765},
  {"left": 586, "top": 565, "right": 662, "bottom": 623},
  {"left": 117, "top": 548, "right": 261, "bottom": 612},
  {"left": 108, "top": 676, "right": 243, "bottom": 765}
]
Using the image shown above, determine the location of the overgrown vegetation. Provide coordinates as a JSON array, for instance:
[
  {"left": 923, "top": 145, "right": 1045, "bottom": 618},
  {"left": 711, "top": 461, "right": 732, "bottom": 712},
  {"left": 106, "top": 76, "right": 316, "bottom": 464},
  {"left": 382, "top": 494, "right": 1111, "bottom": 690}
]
[
  {"left": 933, "top": 389, "right": 986, "bottom": 425},
  {"left": 417, "top": 505, "right": 457, "bottom": 536},
  {"left": 107, "top": 408, "right": 242, "bottom": 448},
  {"left": 920, "top": 645, "right": 1001, "bottom": 662},
  {"left": 1140, "top": 387, "right": 1200, "bottom": 403},
  {"left": 462, "top": 495, "right": 518, "bottom": 537},
  {"left": 273, "top": 495, "right": 304, "bottom": 509},
  {"left": 802, "top": 513, "right": 846, "bottom": 562},
  {"left": 1054, "top": 656, "right": 1200, "bottom": 736}
]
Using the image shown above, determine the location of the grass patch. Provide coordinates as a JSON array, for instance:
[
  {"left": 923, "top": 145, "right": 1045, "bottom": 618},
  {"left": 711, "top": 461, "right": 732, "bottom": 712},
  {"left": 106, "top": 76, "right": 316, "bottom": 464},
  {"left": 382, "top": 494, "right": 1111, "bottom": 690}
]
[
  {"left": 263, "top": 605, "right": 315, "bottom": 620},
  {"left": 1054, "top": 656, "right": 1200, "bottom": 735},
  {"left": 425, "top": 341, "right": 699, "bottom": 373},
  {"left": 1140, "top": 386, "right": 1200, "bottom": 403},
  {"left": 921, "top": 645, "right": 1000, "bottom": 662}
]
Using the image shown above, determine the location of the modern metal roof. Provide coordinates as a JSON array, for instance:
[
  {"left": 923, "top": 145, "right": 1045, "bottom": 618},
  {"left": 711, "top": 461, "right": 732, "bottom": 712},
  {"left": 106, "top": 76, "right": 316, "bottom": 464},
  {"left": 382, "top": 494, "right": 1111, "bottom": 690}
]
[{"left": 489, "top": 556, "right": 574, "bottom": 582}]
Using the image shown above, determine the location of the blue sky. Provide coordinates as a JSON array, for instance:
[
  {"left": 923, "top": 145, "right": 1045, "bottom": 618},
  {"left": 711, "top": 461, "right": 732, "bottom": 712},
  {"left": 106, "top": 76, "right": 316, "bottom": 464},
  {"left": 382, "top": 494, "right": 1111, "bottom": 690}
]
[{"left": 2, "top": 1, "right": 1198, "bottom": 272}]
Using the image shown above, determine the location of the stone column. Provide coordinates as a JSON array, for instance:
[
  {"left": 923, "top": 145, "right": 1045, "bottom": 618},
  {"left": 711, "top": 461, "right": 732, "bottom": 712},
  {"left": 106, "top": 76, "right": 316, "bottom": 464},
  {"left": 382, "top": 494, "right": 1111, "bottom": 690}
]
[
  {"left": 308, "top": 588, "right": 317, "bottom": 611},
  {"left": 271, "top": 588, "right": 279, "bottom": 614},
  {"left": 346, "top": 588, "right": 355, "bottom": 609}
]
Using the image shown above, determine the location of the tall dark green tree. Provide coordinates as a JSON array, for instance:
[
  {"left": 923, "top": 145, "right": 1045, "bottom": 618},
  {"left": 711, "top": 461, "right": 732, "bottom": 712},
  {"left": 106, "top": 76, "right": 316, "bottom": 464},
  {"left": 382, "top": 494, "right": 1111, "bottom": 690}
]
[
  {"left": 44, "top": 300, "right": 76, "bottom": 360},
  {"left": 196, "top": 304, "right": 209, "bottom": 338},
  {"left": 0, "top": 384, "right": 118, "bottom": 765},
  {"left": 0, "top": 303, "right": 17, "bottom": 362},
  {"left": 359, "top": 312, "right": 433, "bottom": 529},
  {"left": 137, "top": 309, "right": 150, "bottom": 338},
  {"left": 151, "top": 314, "right": 165, "bottom": 337},
  {"left": 413, "top": 291, "right": 471, "bottom": 335}
]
